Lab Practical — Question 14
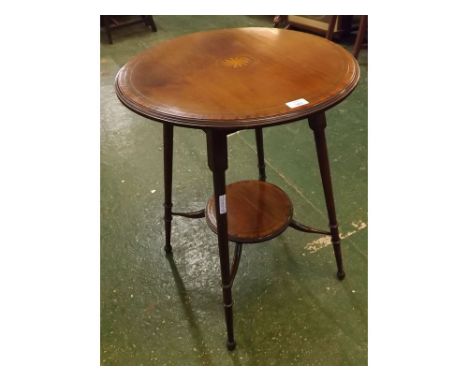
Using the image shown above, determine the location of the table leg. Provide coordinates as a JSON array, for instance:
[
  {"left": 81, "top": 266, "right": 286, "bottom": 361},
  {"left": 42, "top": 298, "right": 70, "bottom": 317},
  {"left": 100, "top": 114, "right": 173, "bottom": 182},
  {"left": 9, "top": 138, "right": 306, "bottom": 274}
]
[
  {"left": 255, "top": 128, "right": 266, "bottom": 181},
  {"left": 206, "top": 130, "right": 236, "bottom": 351},
  {"left": 308, "top": 113, "right": 346, "bottom": 280},
  {"left": 163, "top": 123, "right": 173, "bottom": 255}
]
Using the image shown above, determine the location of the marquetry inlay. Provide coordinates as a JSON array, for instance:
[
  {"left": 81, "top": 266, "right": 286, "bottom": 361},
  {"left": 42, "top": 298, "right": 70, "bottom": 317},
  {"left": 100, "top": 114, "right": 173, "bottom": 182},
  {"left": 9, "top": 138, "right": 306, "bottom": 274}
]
[{"left": 221, "top": 56, "right": 253, "bottom": 69}]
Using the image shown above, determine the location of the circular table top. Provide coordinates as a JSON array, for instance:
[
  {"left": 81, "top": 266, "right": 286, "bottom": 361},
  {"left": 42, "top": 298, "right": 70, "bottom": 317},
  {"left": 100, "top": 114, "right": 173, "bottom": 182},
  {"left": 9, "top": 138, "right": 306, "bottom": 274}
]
[
  {"left": 115, "top": 27, "right": 360, "bottom": 129},
  {"left": 206, "top": 180, "right": 293, "bottom": 243}
]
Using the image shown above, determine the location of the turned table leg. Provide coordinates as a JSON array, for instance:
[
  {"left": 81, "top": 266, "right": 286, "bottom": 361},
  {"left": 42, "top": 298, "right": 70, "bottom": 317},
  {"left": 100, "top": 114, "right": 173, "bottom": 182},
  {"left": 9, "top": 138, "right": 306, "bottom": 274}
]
[
  {"left": 255, "top": 128, "right": 266, "bottom": 181},
  {"left": 206, "top": 130, "right": 236, "bottom": 350},
  {"left": 308, "top": 113, "right": 346, "bottom": 280},
  {"left": 163, "top": 123, "right": 174, "bottom": 255}
]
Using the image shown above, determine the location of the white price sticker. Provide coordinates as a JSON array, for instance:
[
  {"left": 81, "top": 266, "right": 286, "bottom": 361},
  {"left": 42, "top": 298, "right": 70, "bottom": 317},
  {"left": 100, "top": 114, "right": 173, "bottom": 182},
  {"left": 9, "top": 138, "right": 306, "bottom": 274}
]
[
  {"left": 285, "top": 98, "right": 309, "bottom": 108},
  {"left": 219, "top": 194, "right": 226, "bottom": 214}
]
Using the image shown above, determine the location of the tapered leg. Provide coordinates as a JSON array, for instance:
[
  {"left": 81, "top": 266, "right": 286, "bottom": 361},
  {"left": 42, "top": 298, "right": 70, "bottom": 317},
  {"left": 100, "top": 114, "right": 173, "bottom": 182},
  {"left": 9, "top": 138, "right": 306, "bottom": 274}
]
[
  {"left": 163, "top": 123, "right": 173, "bottom": 255},
  {"left": 255, "top": 128, "right": 266, "bottom": 181},
  {"left": 206, "top": 130, "right": 236, "bottom": 350},
  {"left": 308, "top": 113, "right": 345, "bottom": 280}
]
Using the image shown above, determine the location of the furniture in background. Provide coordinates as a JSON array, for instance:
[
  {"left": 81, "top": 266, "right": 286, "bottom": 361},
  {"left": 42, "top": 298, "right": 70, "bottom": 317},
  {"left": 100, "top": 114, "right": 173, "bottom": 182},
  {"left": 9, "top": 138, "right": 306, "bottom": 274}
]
[
  {"left": 274, "top": 15, "right": 367, "bottom": 59},
  {"left": 101, "top": 16, "right": 157, "bottom": 44},
  {"left": 327, "top": 15, "right": 368, "bottom": 59},
  {"left": 273, "top": 15, "right": 353, "bottom": 40},
  {"left": 115, "top": 27, "right": 360, "bottom": 351}
]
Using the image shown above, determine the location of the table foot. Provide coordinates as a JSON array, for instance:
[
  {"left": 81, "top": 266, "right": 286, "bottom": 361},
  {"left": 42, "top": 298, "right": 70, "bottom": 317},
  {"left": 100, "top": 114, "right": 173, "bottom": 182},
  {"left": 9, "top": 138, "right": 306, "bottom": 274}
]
[
  {"left": 226, "top": 340, "right": 236, "bottom": 351},
  {"left": 164, "top": 244, "right": 173, "bottom": 255},
  {"left": 337, "top": 270, "right": 346, "bottom": 280}
]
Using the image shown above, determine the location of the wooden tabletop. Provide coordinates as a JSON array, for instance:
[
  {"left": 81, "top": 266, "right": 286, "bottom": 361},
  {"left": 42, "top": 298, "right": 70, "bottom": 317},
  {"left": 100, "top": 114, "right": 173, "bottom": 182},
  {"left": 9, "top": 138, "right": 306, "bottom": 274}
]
[
  {"left": 115, "top": 27, "right": 360, "bottom": 129},
  {"left": 206, "top": 180, "right": 293, "bottom": 243}
]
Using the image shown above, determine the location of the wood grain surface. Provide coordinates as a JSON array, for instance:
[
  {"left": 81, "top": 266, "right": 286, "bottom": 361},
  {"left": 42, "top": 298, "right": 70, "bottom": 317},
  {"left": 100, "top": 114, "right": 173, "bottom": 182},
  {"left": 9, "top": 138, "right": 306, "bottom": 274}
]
[
  {"left": 115, "top": 27, "right": 360, "bottom": 129},
  {"left": 205, "top": 180, "right": 293, "bottom": 243}
]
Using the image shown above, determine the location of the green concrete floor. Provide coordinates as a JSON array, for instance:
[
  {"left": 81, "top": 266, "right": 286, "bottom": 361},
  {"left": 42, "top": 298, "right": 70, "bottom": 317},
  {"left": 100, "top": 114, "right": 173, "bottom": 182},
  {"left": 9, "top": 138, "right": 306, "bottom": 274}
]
[{"left": 100, "top": 15, "right": 368, "bottom": 366}]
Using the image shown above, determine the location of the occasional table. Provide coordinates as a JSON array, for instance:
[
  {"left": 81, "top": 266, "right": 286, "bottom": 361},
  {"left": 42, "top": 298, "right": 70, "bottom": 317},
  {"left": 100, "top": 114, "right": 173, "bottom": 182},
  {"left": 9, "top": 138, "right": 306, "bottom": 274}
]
[{"left": 115, "top": 27, "right": 360, "bottom": 351}]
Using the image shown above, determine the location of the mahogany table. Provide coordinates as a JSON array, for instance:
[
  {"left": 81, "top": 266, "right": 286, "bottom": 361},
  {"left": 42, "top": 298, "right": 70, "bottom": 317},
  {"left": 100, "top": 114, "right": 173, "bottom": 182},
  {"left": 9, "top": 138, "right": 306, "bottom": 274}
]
[{"left": 115, "top": 27, "right": 360, "bottom": 351}]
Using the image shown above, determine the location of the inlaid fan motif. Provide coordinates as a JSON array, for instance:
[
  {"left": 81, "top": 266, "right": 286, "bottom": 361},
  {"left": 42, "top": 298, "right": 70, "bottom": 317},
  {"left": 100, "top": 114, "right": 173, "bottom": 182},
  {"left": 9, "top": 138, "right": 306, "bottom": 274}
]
[{"left": 222, "top": 56, "right": 252, "bottom": 68}]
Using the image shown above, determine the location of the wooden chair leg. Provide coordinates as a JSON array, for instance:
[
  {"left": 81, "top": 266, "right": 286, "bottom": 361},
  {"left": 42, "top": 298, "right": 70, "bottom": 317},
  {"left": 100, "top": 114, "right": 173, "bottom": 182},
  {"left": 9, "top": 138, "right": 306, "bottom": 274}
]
[
  {"left": 326, "top": 15, "right": 338, "bottom": 40},
  {"left": 145, "top": 15, "right": 157, "bottom": 32},
  {"left": 273, "top": 15, "right": 287, "bottom": 28},
  {"left": 352, "top": 15, "right": 367, "bottom": 59},
  {"left": 103, "top": 16, "right": 113, "bottom": 44}
]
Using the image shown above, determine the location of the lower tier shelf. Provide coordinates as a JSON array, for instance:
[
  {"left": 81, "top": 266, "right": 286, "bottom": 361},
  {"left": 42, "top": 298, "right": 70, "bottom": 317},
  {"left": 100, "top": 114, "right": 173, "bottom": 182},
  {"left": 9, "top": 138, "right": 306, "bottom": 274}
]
[{"left": 205, "top": 180, "right": 293, "bottom": 243}]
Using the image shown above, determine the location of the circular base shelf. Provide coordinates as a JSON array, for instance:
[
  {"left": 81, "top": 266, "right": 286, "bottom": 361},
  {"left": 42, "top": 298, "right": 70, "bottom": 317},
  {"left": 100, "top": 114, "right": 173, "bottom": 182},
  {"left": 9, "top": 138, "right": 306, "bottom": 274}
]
[{"left": 206, "top": 180, "right": 293, "bottom": 243}]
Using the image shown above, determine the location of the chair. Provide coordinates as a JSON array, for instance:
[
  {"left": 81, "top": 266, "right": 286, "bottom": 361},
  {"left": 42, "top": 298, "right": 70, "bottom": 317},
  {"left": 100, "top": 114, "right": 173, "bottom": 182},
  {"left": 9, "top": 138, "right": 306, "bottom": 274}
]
[
  {"left": 101, "top": 16, "right": 157, "bottom": 44},
  {"left": 273, "top": 15, "right": 352, "bottom": 40},
  {"left": 274, "top": 15, "right": 367, "bottom": 59},
  {"left": 326, "top": 15, "right": 368, "bottom": 59}
]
